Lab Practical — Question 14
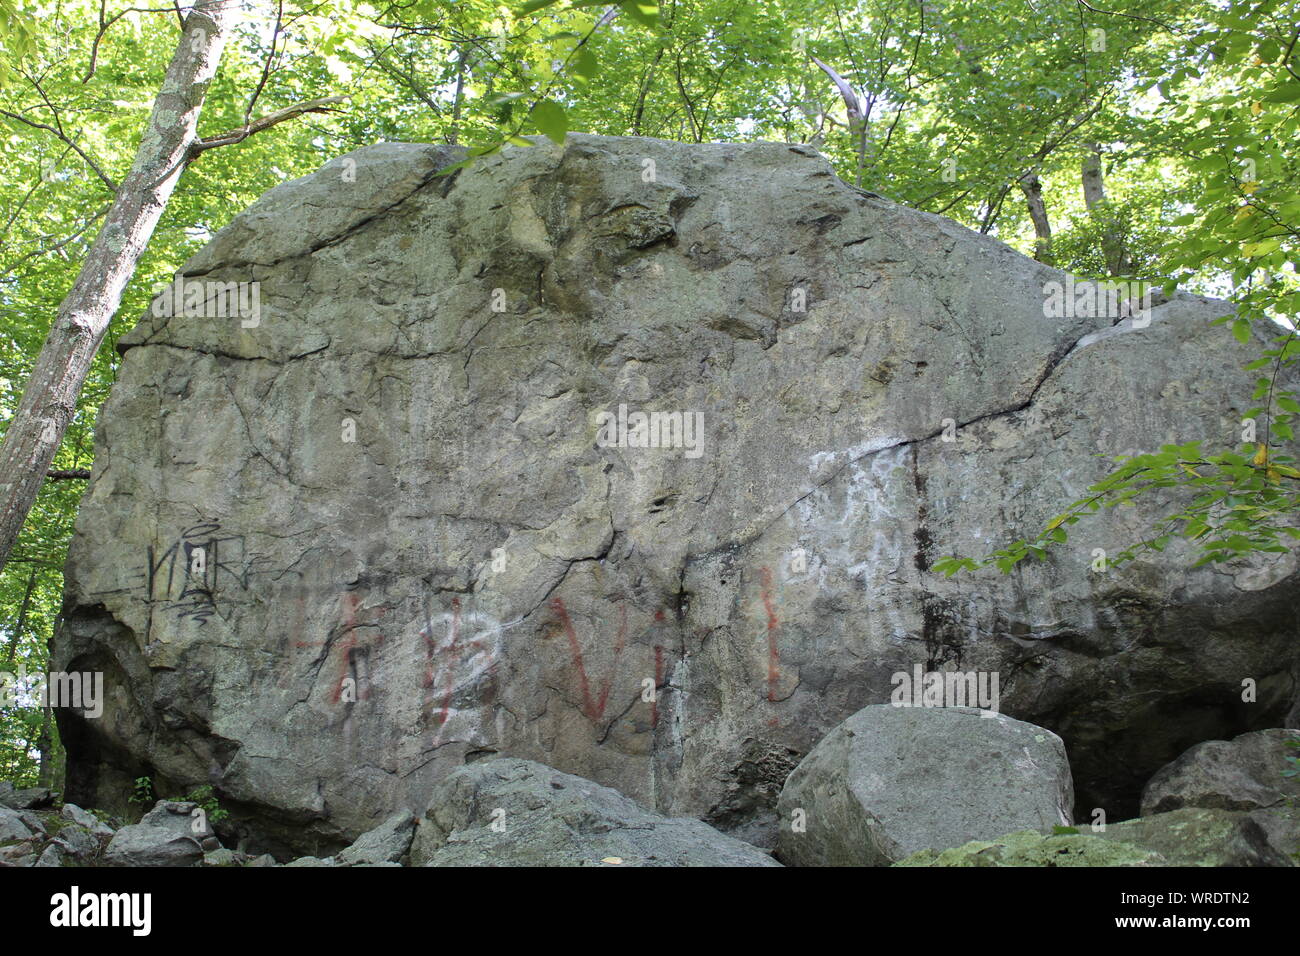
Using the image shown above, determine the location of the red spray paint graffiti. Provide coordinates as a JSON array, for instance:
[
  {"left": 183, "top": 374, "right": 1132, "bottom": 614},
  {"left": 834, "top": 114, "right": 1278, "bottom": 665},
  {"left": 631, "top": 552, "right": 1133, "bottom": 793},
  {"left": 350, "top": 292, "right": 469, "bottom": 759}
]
[
  {"left": 291, "top": 590, "right": 386, "bottom": 702},
  {"left": 549, "top": 597, "right": 628, "bottom": 722}
]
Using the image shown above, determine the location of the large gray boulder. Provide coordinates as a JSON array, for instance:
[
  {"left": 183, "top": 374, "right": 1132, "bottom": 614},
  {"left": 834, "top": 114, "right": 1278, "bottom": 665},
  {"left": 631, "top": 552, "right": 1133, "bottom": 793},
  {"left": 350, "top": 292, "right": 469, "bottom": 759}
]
[
  {"left": 1142, "top": 729, "right": 1300, "bottom": 814},
  {"left": 410, "top": 758, "right": 780, "bottom": 866},
  {"left": 776, "top": 704, "right": 1073, "bottom": 865},
  {"left": 52, "top": 134, "right": 1300, "bottom": 852}
]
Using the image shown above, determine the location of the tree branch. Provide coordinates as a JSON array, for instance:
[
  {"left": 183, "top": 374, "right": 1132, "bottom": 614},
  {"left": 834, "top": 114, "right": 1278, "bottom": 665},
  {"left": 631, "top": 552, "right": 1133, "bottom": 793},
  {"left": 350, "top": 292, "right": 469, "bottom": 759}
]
[{"left": 189, "top": 95, "right": 349, "bottom": 155}]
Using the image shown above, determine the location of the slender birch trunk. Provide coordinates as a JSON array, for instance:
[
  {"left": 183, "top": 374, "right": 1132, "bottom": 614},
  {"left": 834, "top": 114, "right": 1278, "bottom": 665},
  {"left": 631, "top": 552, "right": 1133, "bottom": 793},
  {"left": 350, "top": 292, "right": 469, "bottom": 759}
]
[{"left": 0, "top": 0, "right": 240, "bottom": 575}]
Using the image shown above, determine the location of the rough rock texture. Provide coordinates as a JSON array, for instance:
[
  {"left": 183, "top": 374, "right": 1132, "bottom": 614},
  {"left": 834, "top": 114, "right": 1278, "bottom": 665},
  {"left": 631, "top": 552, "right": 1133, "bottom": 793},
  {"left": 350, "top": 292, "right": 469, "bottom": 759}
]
[
  {"left": 53, "top": 134, "right": 1300, "bottom": 851},
  {"left": 896, "top": 830, "right": 1165, "bottom": 867},
  {"left": 899, "top": 807, "right": 1293, "bottom": 867},
  {"left": 336, "top": 809, "right": 416, "bottom": 865},
  {"left": 0, "top": 784, "right": 55, "bottom": 810},
  {"left": 1095, "top": 807, "right": 1292, "bottom": 866},
  {"left": 1249, "top": 806, "right": 1300, "bottom": 860},
  {"left": 775, "top": 704, "right": 1072, "bottom": 865},
  {"left": 104, "top": 824, "right": 203, "bottom": 866},
  {"left": 1141, "top": 729, "right": 1300, "bottom": 814},
  {"left": 0, "top": 807, "right": 35, "bottom": 843},
  {"left": 409, "top": 757, "right": 780, "bottom": 866},
  {"left": 62, "top": 803, "right": 115, "bottom": 838}
]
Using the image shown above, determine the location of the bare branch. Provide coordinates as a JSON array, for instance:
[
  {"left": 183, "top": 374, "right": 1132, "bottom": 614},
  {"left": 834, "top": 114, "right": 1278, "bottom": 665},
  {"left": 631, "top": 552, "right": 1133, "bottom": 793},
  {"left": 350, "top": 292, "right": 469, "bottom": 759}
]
[{"left": 189, "top": 95, "right": 349, "bottom": 155}]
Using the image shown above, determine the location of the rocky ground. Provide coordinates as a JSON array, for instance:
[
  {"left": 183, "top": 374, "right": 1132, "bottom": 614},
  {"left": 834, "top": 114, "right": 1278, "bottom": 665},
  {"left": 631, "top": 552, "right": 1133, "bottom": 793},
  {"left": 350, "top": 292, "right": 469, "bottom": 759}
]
[{"left": 5, "top": 710, "right": 1295, "bottom": 866}]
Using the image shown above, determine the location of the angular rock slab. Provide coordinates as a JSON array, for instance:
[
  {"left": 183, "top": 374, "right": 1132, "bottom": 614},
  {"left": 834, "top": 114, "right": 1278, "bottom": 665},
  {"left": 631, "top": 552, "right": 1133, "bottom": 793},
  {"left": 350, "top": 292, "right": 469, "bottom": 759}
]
[
  {"left": 53, "top": 133, "right": 1300, "bottom": 851},
  {"left": 410, "top": 758, "right": 779, "bottom": 866},
  {"left": 1142, "top": 728, "right": 1300, "bottom": 814},
  {"left": 777, "top": 705, "right": 1072, "bottom": 866},
  {"left": 336, "top": 808, "right": 416, "bottom": 866}
]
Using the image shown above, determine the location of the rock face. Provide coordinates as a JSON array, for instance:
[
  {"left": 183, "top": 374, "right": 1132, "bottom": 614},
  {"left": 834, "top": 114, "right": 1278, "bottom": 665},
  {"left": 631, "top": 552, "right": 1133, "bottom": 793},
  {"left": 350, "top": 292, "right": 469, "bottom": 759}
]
[
  {"left": 409, "top": 757, "right": 780, "bottom": 866},
  {"left": 776, "top": 705, "right": 1072, "bottom": 865},
  {"left": 54, "top": 134, "right": 1300, "bottom": 852},
  {"left": 1142, "top": 729, "right": 1300, "bottom": 814}
]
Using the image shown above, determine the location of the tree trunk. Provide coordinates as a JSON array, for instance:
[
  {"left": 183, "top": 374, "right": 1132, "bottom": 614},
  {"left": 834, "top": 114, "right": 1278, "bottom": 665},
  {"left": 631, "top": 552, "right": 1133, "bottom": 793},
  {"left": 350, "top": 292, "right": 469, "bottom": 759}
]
[
  {"left": 1020, "top": 167, "right": 1053, "bottom": 263},
  {"left": 0, "top": 0, "right": 239, "bottom": 577},
  {"left": 4, "top": 569, "right": 37, "bottom": 666},
  {"left": 448, "top": 46, "right": 467, "bottom": 145},
  {"left": 1082, "top": 142, "right": 1128, "bottom": 275},
  {"left": 36, "top": 701, "right": 56, "bottom": 788}
]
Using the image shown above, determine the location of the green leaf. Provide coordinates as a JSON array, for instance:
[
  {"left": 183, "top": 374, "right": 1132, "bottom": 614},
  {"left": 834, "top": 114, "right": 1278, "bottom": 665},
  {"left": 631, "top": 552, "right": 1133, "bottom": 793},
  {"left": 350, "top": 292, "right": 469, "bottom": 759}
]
[
  {"left": 619, "top": 0, "right": 659, "bottom": 28},
  {"left": 531, "top": 100, "right": 569, "bottom": 144},
  {"left": 518, "top": 0, "right": 562, "bottom": 15}
]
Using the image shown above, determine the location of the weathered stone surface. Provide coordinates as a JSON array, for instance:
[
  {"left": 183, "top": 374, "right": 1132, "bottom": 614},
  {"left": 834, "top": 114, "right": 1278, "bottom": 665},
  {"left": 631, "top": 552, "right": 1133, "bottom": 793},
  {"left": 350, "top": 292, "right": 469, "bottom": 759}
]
[
  {"left": 1249, "top": 806, "right": 1300, "bottom": 860},
  {"left": 61, "top": 803, "right": 115, "bottom": 838},
  {"left": 0, "top": 840, "right": 38, "bottom": 867},
  {"left": 1097, "top": 807, "right": 1292, "bottom": 866},
  {"left": 410, "top": 758, "right": 780, "bottom": 867},
  {"left": 53, "top": 134, "right": 1300, "bottom": 851},
  {"left": 135, "top": 799, "right": 218, "bottom": 845},
  {"left": 776, "top": 704, "right": 1072, "bottom": 866},
  {"left": 50, "top": 823, "right": 102, "bottom": 862},
  {"left": 0, "top": 786, "right": 55, "bottom": 810},
  {"left": 104, "top": 824, "right": 203, "bottom": 867},
  {"left": 336, "top": 809, "right": 415, "bottom": 866},
  {"left": 35, "top": 844, "right": 66, "bottom": 867},
  {"left": 1141, "top": 729, "right": 1300, "bottom": 815},
  {"left": 899, "top": 807, "right": 1293, "bottom": 867},
  {"left": 18, "top": 810, "right": 46, "bottom": 838},
  {"left": 0, "top": 807, "right": 35, "bottom": 843},
  {"left": 896, "top": 830, "right": 1165, "bottom": 867},
  {"left": 284, "top": 855, "right": 334, "bottom": 867}
]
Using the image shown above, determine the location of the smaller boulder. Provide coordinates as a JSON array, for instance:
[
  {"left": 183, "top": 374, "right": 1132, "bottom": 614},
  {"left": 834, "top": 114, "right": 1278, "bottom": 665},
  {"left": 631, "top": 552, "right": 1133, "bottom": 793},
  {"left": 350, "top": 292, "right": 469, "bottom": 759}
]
[
  {"left": 1142, "top": 729, "right": 1300, "bottom": 814},
  {"left": 412, "top": 758, "right": 780, "bottom": 867},
  {"left": 0, "top": 839, "right": 39, "bottom": 867},
  {"left": 105, "top": 825, "right": 203, "bottom": 867},
  {"left": 777, "top": 705, "right": 1073, "bottom": 866},
  {"left": 896, "top": 831, "right": 1165, "bottom": 867},
  {"left": 0, "top": 786, "right": 55, "bottom": 810},
  {"left": 1097, "top": 808, "right": 1291, "bottom": 867},
  {"left": 61, "top": 803, "right": 115, "bottom": 839},
  {"left": 337, "top": 809, "right": 416, "bottom": 866},
  {"left": 35, "top": 844, "right": 67, "bottom": 868},
  {"left": 0, "top": 807, "right": 35, "bottom": 843},
  {"left": 50, "top": 824, "right": 101, "bottom": 862}
]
